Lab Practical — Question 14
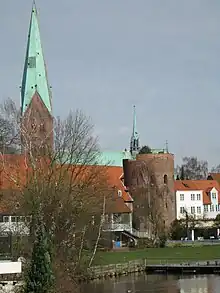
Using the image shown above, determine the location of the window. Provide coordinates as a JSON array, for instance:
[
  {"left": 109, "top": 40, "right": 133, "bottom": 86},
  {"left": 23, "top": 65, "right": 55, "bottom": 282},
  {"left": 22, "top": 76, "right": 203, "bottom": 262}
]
[
  {"left": 40, "top": 123, "right": 45, "bottom": 132},
  {"left": 191, "top": 194, "right": 195, "bottom": 201},
  {"left": 19, "top": 216, "right": 25, "bottom": 222},
  {"left": 212, "top": 193, "right": 217, "bottom": 199},
  {"left": 180, "top": 207, "right": 185, "bottom": 214},
  {"left": 218, "top": 204, "right": 220, "bottom": 212},
  {"left": 196, "top": 194, "right": 201, "bottom": 201},
  {"left": 118, "top": 190, "right": 122, "bottom": 197},
  {"left": 164, "top": 174, "right": 168, "bottom": 184},
  {"left": 11, "top": 216, "right": 17, "bottom": 223},
  {"left": 216, "top": 205, "right": 219, "bottom": 212},
  {"left": 3, "top": 216, "right": 9, "bottom": 222},
  {"left": 191, "top": 206, "right": 195, "bottom": 214},
  {"left": 180, "top": 194, "right": 184, "bottom": 201},
  {"left": 210, "top": 205, "right": 214, "bottom": 212},
  {"left": 204, "top": 205, "right": 208, "bottom": 212},
  {"left": 26, "top": 216, "right": 31, "bottom": 223},
  {"left": 31, "top": 119, "right": 37, "bottom": 131},
  {"left": 197, "top": 206, "right": 201, "bottom": 214},
  {"left": 91, "top": 216, "right": 95, "bottom": 225}
]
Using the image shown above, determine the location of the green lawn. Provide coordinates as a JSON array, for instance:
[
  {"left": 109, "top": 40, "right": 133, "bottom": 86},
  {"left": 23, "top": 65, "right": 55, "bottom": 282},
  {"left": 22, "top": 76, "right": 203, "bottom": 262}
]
[{"left": 94, "top": 245, "right": 220, "bottom": 265}]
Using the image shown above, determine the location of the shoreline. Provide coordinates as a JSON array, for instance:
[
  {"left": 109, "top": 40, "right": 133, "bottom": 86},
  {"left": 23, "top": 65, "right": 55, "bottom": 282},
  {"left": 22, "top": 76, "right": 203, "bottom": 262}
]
[
  {"left": 87, "top": 259, "right": 146, "bottom": 281},
  {"left": 87, "top": 259, "right": 220, "bottom": 281}
]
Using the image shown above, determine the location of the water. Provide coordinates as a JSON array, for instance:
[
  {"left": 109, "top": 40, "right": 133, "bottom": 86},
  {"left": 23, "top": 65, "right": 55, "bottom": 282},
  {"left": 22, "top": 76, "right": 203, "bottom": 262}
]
[{"left": 80, "top": 274, "right": 220, "bottom": 293}]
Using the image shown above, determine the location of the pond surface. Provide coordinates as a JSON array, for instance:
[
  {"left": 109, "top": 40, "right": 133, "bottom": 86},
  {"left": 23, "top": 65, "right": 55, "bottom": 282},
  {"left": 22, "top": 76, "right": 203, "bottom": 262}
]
[{"left": 80, "top": 274, "right": 220, "bottom": 292}]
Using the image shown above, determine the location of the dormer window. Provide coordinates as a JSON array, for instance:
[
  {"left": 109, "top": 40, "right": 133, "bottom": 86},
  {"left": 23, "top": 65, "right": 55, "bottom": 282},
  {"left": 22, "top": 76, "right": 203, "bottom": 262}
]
[{"left": 212, "top": 192, "right": 217, "bottom": 199}]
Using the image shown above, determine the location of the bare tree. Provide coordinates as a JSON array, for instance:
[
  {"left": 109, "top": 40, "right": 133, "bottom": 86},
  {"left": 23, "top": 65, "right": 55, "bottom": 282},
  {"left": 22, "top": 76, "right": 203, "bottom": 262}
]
[
  {"left": 211, "top": 164, "right": 220, "bottom": 173},
  {"left": 179, "top": 208, "right": 204, "bottom": 240},
  {"left": 139, "top": 145, "right": 152, "bottom": 154},
  {"left": 176, "top": 156, "right": 208, "bottom": 180},
  {"left": 131, "top": 160, "right": 169, "bottom": 245},
  {"left": 0, "top": 99, "right": 20, "bottom": 154},
  {"left": 0, "top": 98, "right": 111, "bottom": 291}
]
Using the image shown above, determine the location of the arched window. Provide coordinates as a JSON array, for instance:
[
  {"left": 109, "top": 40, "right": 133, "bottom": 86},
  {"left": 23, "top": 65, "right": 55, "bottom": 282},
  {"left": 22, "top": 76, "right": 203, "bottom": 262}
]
[
  {"left": 118, "top": 190, "right": 122, "bottom": 197},
  {"left": 164, "top": 174, "right": 168, "bottom": 184}
]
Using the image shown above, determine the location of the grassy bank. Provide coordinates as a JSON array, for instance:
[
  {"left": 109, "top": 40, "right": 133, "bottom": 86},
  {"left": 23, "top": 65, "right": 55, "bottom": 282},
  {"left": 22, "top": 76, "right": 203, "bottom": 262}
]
[{"left": 94, "top": 245, "right": 220, "bottom": 266}]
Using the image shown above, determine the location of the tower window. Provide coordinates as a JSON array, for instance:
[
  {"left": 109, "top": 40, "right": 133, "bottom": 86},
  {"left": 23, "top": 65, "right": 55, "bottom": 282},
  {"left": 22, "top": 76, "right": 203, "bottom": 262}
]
[
  {"left": 164, "top": 174, "right": 168, "bottom": 184},
  {"left": 40, "top": 123, "right": 45, "bottom": 131},
  {"left": 150, "top": 175, "right": 154, "bottom": 184},
  {"left": 118, "top": 190, "right": 122, "bottom": 197},
  {"left": 28, "top": 56, "right": 36, "bottom": 68},
  {"left": 31, "top": 119, "right": 37, "bottom": 131}
]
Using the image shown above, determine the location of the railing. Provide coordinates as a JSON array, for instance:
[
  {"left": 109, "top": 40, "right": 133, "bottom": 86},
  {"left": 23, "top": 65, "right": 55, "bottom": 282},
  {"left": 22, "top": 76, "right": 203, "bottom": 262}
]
[
  {"left": 103, "top": 223, "right": 132, "bottom": 232},
  {"left": 102, "top": 223, "right": 150, "bottom": 238},
  {"left": 131, "top": 229, "right": 150, "bottom": 238},
  {"left": 0, "top": 223, "right": 29, "bottom": 235}
]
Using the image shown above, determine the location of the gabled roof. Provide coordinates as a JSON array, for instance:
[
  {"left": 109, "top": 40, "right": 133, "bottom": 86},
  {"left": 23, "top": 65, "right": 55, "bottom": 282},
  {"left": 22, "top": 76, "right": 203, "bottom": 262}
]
[
  {"left": 174, "top": 180, "right": 220, "bottom": 204},
  {"left": 105, "top": 166, "right": 133, "bottom": 203}
]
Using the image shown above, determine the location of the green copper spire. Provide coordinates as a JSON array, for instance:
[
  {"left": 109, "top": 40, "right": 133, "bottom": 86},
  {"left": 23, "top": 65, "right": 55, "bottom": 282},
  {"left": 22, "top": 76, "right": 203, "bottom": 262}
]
[
  {"left": 130, "top": 105, "right": 140, "bottom": 155},
  {"left": 21, "top": 1, "right": 52, "bottom": 114}
]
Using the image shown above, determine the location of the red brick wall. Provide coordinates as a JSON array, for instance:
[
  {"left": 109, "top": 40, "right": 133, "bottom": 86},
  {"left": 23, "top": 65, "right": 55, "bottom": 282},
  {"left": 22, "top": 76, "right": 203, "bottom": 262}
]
[
  {"left": 123, "top": 153, "right": 176, "bottom": 232},
  {"left": 21, "top": 92, "right": 53, "bottom": 154}
]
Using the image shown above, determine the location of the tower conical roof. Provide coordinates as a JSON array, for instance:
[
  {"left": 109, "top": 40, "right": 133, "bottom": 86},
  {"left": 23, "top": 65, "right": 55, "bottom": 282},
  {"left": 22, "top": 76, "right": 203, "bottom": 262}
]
[{"left": 21, "top": 2, "right": 52, "bottom": 115}]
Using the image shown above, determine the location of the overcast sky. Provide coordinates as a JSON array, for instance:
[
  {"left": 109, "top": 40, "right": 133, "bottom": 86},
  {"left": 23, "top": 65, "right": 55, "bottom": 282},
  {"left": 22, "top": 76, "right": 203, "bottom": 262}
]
[{"left": 0, "top": 0, "right": 220, "bottom": 167}]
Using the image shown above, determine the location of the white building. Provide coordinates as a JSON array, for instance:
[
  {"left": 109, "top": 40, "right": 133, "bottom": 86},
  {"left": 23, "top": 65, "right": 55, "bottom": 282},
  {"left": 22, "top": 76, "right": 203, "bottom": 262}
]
[{"left": 175, "top": 180, "right": 220, "bottom": 220}]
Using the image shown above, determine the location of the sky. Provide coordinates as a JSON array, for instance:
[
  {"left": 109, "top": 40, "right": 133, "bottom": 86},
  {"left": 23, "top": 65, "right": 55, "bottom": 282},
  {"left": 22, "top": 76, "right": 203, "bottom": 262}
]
[{"left": 0, "top": 0, "right": 220, "bottom": 168}]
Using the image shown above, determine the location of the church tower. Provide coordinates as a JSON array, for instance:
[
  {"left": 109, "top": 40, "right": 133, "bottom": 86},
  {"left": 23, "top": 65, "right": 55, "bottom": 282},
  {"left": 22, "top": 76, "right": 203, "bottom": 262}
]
[
  {"left": 21, "top": 1, "right": 53, "bottom": 154},
  {"left": 130, "top": 105, "right": 139, "bottom": 157}
]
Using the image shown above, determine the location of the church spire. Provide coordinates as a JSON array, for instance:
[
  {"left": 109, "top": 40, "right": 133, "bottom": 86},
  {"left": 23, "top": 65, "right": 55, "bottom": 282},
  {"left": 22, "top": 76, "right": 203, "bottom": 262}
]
[
  {"left": 21, "top": 1, "right": 52, "bottom": 115},
  {"left": 130, "top": 105, "right": 140, "bottom": 156},
  {"left": 20, "top": 2, "right": 53, "bottom": 154}
]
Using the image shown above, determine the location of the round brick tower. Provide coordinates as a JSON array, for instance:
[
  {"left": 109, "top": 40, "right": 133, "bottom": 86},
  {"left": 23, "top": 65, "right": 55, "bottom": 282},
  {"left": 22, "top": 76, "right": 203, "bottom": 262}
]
[{"left": 123, "top": 152, "right": 175, "bottom": 234}]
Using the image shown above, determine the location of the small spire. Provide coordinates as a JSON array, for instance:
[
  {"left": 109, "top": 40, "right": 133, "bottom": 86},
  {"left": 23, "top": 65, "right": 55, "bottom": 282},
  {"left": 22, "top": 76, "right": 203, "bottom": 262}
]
[
  {"left": 130, "top": 105, "right": 140, "bottom": 156},
  {"left": 165, "top": 140, "right": 169, "bottom": 153},
  {"left": 32, "top": 0, "right": 37, "bottom": 13},
  {"left": 132, "top": 105, "right": 137, "bottom": 137}
]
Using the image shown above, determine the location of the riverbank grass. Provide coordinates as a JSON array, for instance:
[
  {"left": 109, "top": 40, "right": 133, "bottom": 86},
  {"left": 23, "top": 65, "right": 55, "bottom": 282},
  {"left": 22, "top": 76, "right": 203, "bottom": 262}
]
[{"left": 94, "top": 245, "right": 220, "bottom": 265}]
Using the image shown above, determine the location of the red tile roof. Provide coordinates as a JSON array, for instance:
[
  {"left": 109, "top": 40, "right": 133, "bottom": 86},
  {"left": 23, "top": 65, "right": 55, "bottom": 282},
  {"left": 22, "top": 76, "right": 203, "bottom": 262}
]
[
  {"left": 0, "top": 155, "right": 132, "bottom": 214},
  {"left": 105, "top": 166, "right": 133, "bottom": 203},
  {"left": 174, "top": 180, "right": 220, "bottom": 204},
  {"left": 106, "top": 196, "right": 131, "bottom": 214},
  {"left": 208, "top": 173, "right": 220, "bottom": 185}
]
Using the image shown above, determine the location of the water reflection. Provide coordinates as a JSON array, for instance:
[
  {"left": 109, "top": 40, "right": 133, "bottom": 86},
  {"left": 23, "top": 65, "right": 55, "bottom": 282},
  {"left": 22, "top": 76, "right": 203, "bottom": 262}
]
[{"left": 80, "top": 274, "right": 220, "bottom": 293}]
